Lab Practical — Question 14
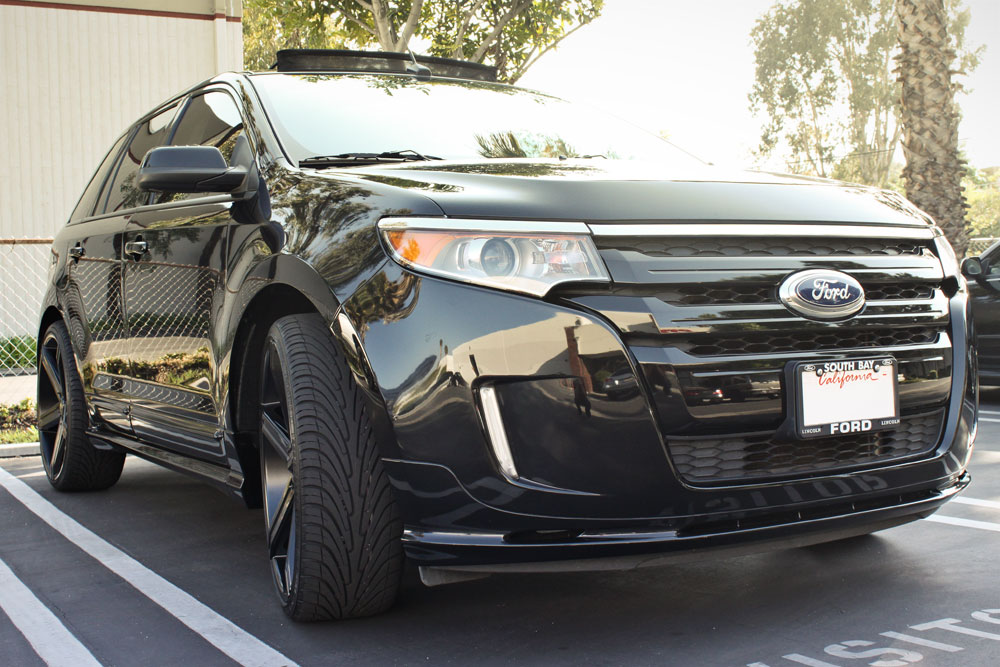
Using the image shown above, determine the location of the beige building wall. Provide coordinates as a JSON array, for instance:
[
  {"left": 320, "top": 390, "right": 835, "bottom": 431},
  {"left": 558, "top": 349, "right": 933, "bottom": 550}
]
[{"left": 0, "top": 0, "right": 243, "bottom": 239}]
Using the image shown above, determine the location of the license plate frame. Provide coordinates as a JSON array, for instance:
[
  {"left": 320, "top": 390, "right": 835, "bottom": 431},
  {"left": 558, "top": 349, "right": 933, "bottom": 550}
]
[{"left": 794, "top": 357, "right": 900, "bottom": 439}]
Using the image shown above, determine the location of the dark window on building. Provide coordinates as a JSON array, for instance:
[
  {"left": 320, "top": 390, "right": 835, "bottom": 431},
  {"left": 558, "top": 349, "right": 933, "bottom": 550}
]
[
  {"left": 69, "top": 132, "right": 129, "bottom": 222},
  {"left": 156, "top": 91, "right": 245, "bottom": 204},
  {"left": 100, "top": 103, "right": 180, "bottom": 214}
]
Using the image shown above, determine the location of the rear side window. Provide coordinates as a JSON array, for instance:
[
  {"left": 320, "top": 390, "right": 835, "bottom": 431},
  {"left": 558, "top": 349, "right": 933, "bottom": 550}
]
[
  {"left": 100, "top": 103, "right": 179, "bottom": 214},
  {"left": 156, "top": 91, "right": 245, "bottom": 204},
  {"left": 69, "top": 133, "right": 129, "bottom": 222}
]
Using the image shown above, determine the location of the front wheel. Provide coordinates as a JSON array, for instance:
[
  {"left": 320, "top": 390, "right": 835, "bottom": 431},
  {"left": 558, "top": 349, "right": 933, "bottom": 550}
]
[{"left": 259, "top": 314, "right": 403, "bottom": 621}]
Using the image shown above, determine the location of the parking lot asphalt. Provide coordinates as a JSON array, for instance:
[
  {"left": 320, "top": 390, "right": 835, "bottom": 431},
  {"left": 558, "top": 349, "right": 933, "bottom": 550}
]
[{"left": 2, "top": 390, "right": 999, "bottom": 667}]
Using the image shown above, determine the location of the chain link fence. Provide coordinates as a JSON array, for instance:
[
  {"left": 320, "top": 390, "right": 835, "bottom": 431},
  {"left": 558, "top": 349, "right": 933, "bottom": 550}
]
[
  {"left": 967, "top": 237, "right": 999, "bottom": 258},
  {"left": 1, "top": 238, "right": 51, "bottom": 406}
]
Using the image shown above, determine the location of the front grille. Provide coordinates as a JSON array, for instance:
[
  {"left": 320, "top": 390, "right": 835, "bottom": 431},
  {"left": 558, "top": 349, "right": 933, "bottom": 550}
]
[
  {"left": 683, "top": 326, "right": 941, "bottom": 356},
  {"left": 664, "top": 281, "right": 935, "bottom": 306},
  {"left": 668, "top": 410, "right": 945, "bottom": 484},
  {"left": 601, "top": 236, "right": 928, "bottom": 258}
]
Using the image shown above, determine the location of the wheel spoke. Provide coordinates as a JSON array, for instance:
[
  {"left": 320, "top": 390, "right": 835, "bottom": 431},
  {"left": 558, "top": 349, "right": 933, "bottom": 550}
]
[
  {"left": 50, "top": 421, "right": 66, "bottom": 474},
  {"left": 40, "top": 345, "right": 65, "bottom": 406},
  {"left": 267, "top": 479, "right": 294, "bottom": 557},
  {"left": 265, "top": 346, "right": 289, "bottom": 425},
  {"left": 261, "top": 411, "right": 291, "bottom": 459},
  {"left": 37, "top": 402, "right": 61, "bottom": 432}
]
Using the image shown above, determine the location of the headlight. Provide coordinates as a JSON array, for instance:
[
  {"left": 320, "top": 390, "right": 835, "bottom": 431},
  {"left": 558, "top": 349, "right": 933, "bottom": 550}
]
[
  {"left": 377, "top": 218, "right": 610, "bottom": 296},
  {"left": 933, "top": 230, "right": 960, "bottom": 277}
]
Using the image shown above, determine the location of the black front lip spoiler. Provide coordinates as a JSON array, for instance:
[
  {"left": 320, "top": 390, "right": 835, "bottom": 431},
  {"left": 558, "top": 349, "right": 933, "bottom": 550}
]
[{"left": 406, "top": 473, "right": 969, "bottom": 573}]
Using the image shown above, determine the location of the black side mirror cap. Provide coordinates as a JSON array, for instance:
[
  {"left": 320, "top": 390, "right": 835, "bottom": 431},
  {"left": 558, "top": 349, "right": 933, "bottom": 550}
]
[
  {"left": 962, "top": 256, "right": 985, "bottom": 279},
  {"left": 138, "top": 146, "right": 248, "bottom": 193}
]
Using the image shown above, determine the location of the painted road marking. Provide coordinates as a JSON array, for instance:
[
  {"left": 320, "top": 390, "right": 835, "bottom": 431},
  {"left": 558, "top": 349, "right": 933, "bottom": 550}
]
[
  {"left": 925, "top": 515, "right": 1000, "bottom": 533},
  {"left": 879, "top": 631, "right": 963, "bottom": 652},
  {"left": 0, "top": 556, "right": 102, "bottom": 667},
  {"left": 748, "top": 610, "right": 999, "bottom": 665},
  {"left": 15, "top": 471, "right": 47, "bottom": 479},
  {"left": 0, "top": 467, "right": 297, "bottom": 667},
  {"left": 980, "top": 409, "right": 1000, "bottom": 415},
  {"left": 952, "top": 496, "right": 1000, "bottom": 510},
  {"left": 979, "top": 417, "right": 1000, "bottom": 423}
]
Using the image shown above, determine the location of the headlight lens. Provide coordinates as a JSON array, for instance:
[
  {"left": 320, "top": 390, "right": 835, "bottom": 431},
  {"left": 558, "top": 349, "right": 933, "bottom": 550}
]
[
  {"left": 378, "top": 218, "right": 610, "bottom": 296},
  {"left": 933, "top": 230, "right": 960, "bottom": 277}
]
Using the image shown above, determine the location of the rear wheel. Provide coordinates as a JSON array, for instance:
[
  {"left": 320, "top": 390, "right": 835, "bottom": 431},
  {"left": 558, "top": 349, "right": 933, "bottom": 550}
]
[
  {"left": 259, "top": 314, "right": 403, "bottom": 621},
  {"left": 37, "top": 320, "right": 125, "bottom": 491}
]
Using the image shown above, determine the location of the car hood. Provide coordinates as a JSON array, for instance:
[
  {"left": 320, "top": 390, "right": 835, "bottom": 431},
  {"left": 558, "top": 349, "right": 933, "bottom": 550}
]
[{"left": 342, "top": 159, "right": 934, "bottom": 227}]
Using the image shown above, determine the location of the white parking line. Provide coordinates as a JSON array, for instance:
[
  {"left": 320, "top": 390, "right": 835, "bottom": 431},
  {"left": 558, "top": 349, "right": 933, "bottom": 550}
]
[
  {"left": 0, "top": 467, "right": 297, "bottom": 667},
  {"left": 979, "top": 417, "right": 1000, "bottom": 423},
  {"left": 925, "top": 515, "right": 1000, "bottom": 533},
  {"left": 952, "top": 496, "right": 1000, "bottom": 510},
  {"left": 15, "top": 471, "right": 47, "bottom": 479},
  {"left": 980, "top": 410, "right": 1000, "bottom": 416},
  {"left": 0, "top": 556, "right": 102, "bottom": 667}
]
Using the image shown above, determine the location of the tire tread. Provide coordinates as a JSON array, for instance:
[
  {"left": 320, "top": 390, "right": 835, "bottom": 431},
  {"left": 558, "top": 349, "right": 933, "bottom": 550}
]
[{"left": 267, "top": 314, "right": 402, "bottom": 621}]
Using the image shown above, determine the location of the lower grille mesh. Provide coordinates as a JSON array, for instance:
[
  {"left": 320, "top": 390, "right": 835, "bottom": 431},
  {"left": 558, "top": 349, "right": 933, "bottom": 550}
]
[{"left": 668, "top": 410, "right": 945, "bottom": 484}]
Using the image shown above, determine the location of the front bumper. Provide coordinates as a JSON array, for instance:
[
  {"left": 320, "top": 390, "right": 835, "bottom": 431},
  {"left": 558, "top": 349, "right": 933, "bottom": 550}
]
[
  {"left": 344, "top": 260, "right": 977, "bottom": 567},
  {"left": 407, "top": 473, "right": 969, "bottom": 571}
]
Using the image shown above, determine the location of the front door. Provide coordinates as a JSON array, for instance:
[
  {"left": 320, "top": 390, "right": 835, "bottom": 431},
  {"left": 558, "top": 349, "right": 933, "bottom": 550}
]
[
  {"left": 120, "top": 89, "right": 247, "bottom": 462},
  {"left": 121, "top": 204, "right": 231, "bottom": 461}
]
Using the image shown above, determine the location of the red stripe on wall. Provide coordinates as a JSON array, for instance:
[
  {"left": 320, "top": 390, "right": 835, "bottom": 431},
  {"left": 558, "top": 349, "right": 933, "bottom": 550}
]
[{"left": 0, "top": 0, "right": 241, "bottom": 22}]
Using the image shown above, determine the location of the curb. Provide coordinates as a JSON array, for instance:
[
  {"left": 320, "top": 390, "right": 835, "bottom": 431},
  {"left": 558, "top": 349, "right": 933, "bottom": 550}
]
[{"left": 0, "top": 442, "right": 39, "bottom": 458}]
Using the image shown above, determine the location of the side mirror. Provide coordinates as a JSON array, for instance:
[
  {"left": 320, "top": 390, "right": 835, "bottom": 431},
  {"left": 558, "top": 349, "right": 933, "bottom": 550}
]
[
  {"left": 962, "top": 256, "right": 985, "bottom": 279},
  {"left": 138, "top": 146, "right": 248, "bottom": 193}
]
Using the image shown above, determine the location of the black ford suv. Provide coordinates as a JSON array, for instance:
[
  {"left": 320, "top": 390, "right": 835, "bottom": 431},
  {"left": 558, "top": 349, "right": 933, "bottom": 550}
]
[{"left": 39, "top": 50, "right": 977, "bottom": 621}]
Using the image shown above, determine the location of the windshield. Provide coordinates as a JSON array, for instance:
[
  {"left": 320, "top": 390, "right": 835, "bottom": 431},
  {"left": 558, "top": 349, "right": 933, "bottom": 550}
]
[{"left": 249, "top": 74, "right": 701, "bottom": 167}]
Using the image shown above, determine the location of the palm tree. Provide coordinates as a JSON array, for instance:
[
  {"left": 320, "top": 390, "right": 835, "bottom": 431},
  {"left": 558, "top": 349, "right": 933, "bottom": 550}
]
[{"left": 895, "top": 0, "right": 969, "bottom": 255}]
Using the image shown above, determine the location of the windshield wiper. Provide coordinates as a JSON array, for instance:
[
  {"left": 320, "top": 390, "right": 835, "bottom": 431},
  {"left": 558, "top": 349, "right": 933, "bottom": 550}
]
[{"left": 299, "top": 149, "right": 442, "bottom": 168}]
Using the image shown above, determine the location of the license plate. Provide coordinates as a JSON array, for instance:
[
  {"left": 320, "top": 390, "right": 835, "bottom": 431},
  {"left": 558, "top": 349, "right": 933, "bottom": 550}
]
[{"left": 795, "top": 357, "right": 900, "bottom": 438}]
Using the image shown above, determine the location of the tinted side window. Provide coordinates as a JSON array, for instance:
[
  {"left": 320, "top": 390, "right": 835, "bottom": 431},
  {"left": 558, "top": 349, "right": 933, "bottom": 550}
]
[
  {"left": 70, "top": 132, "right": 129, "bottom": 222},
  {"left": 171, "top": 91, "right": 245, "bottom": 161},
  {"left": 101, "top": 104, "right": 179, "bottom": 214},
  {"left": 156, "top": 91, "right": 246, "bottom": 204}
]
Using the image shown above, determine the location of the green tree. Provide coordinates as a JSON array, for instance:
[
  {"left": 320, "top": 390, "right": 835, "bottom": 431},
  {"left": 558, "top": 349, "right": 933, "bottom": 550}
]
[
  {"left": 965, "top": 167, "right": 1000, "bottom": 240},
  {"left": 243, "top": 1, "right": 603, "bottom": 83},
  {"left": 244, "top": 0, "right": 344, "bottom": 70},
  {"left": 749, "top": 0, "right": 981, "bottom": 187}
]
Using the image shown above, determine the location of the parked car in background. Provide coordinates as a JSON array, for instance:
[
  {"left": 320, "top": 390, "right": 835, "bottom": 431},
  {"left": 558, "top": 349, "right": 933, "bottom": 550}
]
[
  {"left": 601, "top": 367, "right": 640, "bottom": 400},
  {"left": 38, "top": 50, "right": 975, "bottom": 622},
  {"left": 964, "top": 240, "right": 1000, "bottom": 385}
]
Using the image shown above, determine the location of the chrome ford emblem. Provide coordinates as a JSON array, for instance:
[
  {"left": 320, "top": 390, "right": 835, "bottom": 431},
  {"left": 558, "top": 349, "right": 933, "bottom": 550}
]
[{"left": 778, "top": 269, "right": 865, "bottom": 320}]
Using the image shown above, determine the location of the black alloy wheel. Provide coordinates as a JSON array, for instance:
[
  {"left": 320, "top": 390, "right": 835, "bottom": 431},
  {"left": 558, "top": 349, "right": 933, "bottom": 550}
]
[
  {"left": 258, "top": 314, "right": 403, "bottom": 621},
  {"left": 37, "top": 320, "right": 124, "bottom": 491},
  {"left": 260, "top": 337, "right": 297, "bottom": 603}
]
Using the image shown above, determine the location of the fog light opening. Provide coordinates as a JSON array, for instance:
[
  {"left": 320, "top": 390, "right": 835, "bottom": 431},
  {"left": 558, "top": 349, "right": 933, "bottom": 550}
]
[{"left": 479, "top": 385, "right": 519, "bottom": 480}]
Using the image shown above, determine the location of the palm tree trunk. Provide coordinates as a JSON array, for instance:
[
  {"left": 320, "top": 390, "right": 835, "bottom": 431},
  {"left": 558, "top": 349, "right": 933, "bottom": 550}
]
[{"left": 895, "top": 0, "right": 969, "bottom": 255}]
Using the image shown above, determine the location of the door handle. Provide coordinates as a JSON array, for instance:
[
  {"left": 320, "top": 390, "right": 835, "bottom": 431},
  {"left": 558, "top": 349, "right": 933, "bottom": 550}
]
[
  {"left": 68, "top": 243, "right": 85, "bottom": 260},
  {"left": 125, "top": 240, "right": 148, "bottom": 258}
]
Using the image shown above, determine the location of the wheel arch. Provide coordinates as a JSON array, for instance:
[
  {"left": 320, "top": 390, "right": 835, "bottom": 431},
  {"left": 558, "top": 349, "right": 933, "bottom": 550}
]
[
  {"left": 224, "top": 253, "right": 396, "bottom": 508},
  {"left": 38, "top": 305, "right": 63, "bottom": 345}
]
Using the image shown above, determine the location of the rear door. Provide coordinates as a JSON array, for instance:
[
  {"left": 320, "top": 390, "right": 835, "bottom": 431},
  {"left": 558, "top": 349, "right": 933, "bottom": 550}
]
[
  {"left": 121, "top": 88, "right": 247, "bottom": 462},
  {"left": 60, "top": 100, "right": 181, "bottom": 434},
  {"left": 59, "top": 132, "right": 133, "bottom": 434}
]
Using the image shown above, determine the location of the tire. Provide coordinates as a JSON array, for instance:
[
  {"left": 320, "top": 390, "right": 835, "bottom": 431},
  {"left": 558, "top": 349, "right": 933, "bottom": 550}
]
[
  {"left": 258, "top": 314, "right": 403, "bottom": 621},
  {"left": 37, "top": 320, "right": 125, "bottom": 491}
]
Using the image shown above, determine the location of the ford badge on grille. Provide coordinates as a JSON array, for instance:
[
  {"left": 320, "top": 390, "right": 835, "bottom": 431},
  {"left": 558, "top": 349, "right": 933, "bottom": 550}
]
[{"left": 778, "top": 269, "right": 865, "bottom": 320}]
